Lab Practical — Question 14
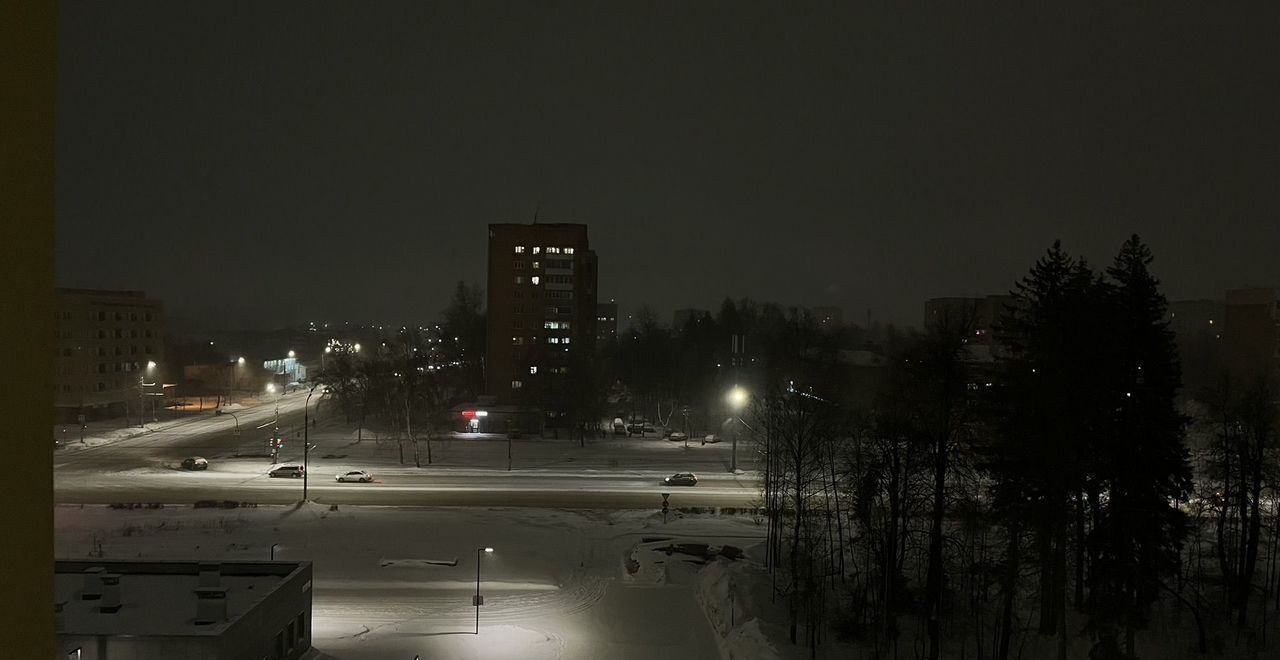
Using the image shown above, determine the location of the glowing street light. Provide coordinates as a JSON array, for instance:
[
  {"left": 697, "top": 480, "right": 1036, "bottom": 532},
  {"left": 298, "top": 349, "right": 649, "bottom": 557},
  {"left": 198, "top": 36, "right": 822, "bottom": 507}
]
[
  {"left": 474, "top": 547, "right": 495, "bottom": 634},
  {"left": 287, "top": 350, "right": 296, "bottom": 359},
  {"left": 726, "top": 386, "right": 749, "bottom": 473}
]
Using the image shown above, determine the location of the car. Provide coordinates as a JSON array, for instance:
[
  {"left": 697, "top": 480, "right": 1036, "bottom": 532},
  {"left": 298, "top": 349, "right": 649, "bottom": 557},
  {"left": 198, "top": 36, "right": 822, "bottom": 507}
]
[
  {"left": 702, "top": 434, "right": 722, "bottom": 444},
  {"left": 664, "top": 472, "right": 698, "bottom": 486},
  {"left": 181, "top": 457, "right": 209, "bottom": 471},
  {"left": 268, "top": 465, "right": 305, "bottom": 478},
  {"left": 335, "top": 470, "right": 372, "bottom": 483},
  {"left": 627, "top": 421, "right": 646, "bottom": 436},
  {"left": 612, "top": 418, "right": 627, "bottom": 435},
  {"left": 667, "top": 432, "right": 688, "bottom": 442}
]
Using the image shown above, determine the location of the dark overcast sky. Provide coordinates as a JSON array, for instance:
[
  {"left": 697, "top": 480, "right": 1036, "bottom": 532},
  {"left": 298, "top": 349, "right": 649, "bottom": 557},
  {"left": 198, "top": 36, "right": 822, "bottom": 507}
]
[{"left": 56, "top": 2, "right": 1280, "bottom": 331}]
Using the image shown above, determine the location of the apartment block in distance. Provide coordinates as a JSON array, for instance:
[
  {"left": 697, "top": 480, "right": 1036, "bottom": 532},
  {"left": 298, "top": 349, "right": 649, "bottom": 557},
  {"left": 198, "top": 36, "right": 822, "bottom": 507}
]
[
  {"left": 923, "top": 295, "right": 1014, "bottom": 343},
  {"left": 54, "top": 288, "right": 164, "bottom": 421},
  {"left": 596, "top": 301, "right": 618, "bottom": 344},
  {"left": 486, "top": 223, "right": 598, "bottom": 406},
  {"left": 1222, "top": 287, "right": 1279, "bottom": 380}
]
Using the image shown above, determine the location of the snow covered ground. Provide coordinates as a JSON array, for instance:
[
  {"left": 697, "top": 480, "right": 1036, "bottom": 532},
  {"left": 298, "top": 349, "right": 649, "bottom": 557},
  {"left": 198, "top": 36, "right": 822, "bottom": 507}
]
[{"left": 55, "top": 503, "right": 768, "bottom": 659}]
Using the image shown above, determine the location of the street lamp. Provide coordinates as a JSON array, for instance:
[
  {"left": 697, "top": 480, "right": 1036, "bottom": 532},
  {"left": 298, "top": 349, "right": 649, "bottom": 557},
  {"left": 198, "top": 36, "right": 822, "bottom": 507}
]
[
  {"left": 474, "top": 547, "right": 494, "bottom": 634},
  {"left": 138, "top": 361, "right": 157, "bottom": 428},
  {"left": 727, "top": 386, "right": 748, "bottom": 473},
  {"left": 303, "top": 383, "right": 320, "bottom": 501},
  {"left": 270, "top": 543, "right": 279, "bottom": 560}
]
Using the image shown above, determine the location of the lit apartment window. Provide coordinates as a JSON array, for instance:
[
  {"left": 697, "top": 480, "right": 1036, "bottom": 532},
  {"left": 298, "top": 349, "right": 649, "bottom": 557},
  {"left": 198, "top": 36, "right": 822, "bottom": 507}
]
[
  {"left": 532, "top": 261, "right": 541, "bottom": 269},
  {"left": 544, "top": 321, "right": 559, "bottom": 329},
  {"left": 529, "top": 366, "right": 538, "bottom": 374},
  {"left": 530, "top": 276, "right": 540, "bottom": 285},
  {"left": 512, "top": 337, "right": 524, "bottom": 345},
  {"left": 548, "top": 337, "right": 560, "bottom": 344},
  {"left": 514, "top": 246, "right": 526, "bottom": 254},
  {"left": 564, "top": 247, "right": 574, "bottom": 254},
  {"left": 563, "top": 338, "right": 571, "bottom": 345},
  {"left": 546, "top": 247, "right": 560, "bottom": 254},
  {"left": 532, "top": 247, "right": 541, "bottom": 254},
  {"left": 511, "top": 380, "right": 523, "bottom": 389}
]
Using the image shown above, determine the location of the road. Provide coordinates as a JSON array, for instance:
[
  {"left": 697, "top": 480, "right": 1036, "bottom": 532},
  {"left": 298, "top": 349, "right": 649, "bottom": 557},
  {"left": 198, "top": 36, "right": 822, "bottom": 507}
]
[{"left": 54, "top": 391, "right": 761, "bottom": 509}]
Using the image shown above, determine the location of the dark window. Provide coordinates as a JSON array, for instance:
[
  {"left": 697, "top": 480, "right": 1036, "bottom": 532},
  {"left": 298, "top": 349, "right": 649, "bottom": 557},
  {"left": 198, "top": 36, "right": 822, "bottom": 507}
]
[
  {"left": 145, "top": 346, "right": 152, "bottom": 354},
  {"left": 97, "top": 311, "right": 106, "bottom": 321},
  {"left": 97, "top": 330, "right": 106, "bottom": 339},
  {"left": 296, "top": 613, "right": 305, "bottom": 642},
  {"left": 97, "top": 383, "right": 106, "bottom": 392},
  {"left": 61, "top": 348, "right": 72, "bottom": 357},
  {"left": 114, "top": 312, "right": 122, "bottom": 321},
  {"left": 114, "top": 347, "right": 122, "bottom": 356},
  {"left": 98, "top": 364, "right": 106, "bottom": 374},
  {"left": 130, "top": 330, "right": 138, "bottom": 338},
  {"left": 130, "top": 313, "right": 137, "bottom": 321},
  {"left": 131, "top": 346, "right": 138, "bottom": 355},
  {"left": 144, "top": 330, "right": 152, "bottom": 338},
  {"left": 114, "top": 329, "right": 122, "bottom": 338},
  {"left": 144, "top": 312, "right": 152, "bottom": 322}
]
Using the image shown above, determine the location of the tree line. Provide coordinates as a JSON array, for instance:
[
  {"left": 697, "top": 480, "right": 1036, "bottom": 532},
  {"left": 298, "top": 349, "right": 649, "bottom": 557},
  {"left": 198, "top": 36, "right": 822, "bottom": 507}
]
[{"left": 750, "top": 236, "right": 1279, "bottom": 659}]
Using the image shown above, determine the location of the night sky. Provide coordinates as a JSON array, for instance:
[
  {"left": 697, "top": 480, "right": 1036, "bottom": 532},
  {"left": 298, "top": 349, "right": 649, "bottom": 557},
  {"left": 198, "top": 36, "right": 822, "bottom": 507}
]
[{"left": 56, "top": 3, "right": 1280, "bottom": 332}]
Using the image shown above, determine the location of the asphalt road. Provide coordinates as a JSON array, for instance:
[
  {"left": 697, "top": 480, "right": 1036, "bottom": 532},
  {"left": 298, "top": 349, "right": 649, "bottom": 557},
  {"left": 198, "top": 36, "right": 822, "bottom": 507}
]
[{"left": 54, "top": 393, "right": 761, "bottom": 510}]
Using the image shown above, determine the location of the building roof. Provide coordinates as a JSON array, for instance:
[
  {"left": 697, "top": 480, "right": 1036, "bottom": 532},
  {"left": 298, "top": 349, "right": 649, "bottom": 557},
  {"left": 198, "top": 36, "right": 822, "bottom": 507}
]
[{"left": 56, "top": 560, "right": 308, "bottom": 637}]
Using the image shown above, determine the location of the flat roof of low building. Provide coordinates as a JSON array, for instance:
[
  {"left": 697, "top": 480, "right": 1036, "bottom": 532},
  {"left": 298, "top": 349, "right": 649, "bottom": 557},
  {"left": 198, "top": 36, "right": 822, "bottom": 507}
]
[{"left": 56, "top": 560, "right": 309, "bottom": 637}]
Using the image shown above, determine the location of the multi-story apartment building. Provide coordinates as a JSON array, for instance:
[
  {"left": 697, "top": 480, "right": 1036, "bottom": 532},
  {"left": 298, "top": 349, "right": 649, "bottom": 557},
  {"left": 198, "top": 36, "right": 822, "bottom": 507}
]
[
  {"left": 54, "top": 288, "right": 164, "bottom": 420},
  {"left": 485, "top": 223, "right": 598, "bottom": 405},
  {"left": 1222, "top": 287, "right": 1279, "bottom": 380},
  {"left": 923, "top": 295, "right": 1014, "bottom": 342},
  {"left": 596, "top": 301, "right": 618, "bottom": 345}
]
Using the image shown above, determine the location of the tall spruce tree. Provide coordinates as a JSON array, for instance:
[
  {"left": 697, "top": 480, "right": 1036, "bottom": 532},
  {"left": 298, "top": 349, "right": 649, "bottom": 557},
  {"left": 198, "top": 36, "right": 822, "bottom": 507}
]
[
  {"left": 989, "top": 241, "right": 1103, "bottom": 658},
  {"left": 1084, "top": 235, "right": 1192, "bottom": 659}
]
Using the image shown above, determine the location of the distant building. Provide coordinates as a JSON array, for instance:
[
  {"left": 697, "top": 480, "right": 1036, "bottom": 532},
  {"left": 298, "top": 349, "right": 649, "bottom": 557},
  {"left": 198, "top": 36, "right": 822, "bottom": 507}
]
[
  {"left": 54, "top": 288, "right": 165, "bottom": 421},
  {"left": 596, "top": 301, "right": 618, "bottom": 344},
  {"left": 1222, "top": 288, "right": 1279, "bottom": 380},
  {"left": 56, "top": 559, "right": 312, "bottom": 660},
  {"left": 673, "top": 308, "right": 710, "bottom": 330},
  {"left": 485, "top": 223, "right": 598, "bottom": 405},
  {"left": 812, "top": 306, "right": 844, "bottom": 328},
  {"left": 923, "top": 295, "right": 1014, "bottom": 343}
]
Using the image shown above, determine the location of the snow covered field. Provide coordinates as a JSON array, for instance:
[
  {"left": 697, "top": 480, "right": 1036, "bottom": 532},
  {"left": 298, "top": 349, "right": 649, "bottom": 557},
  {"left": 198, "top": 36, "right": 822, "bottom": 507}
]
[{"left": 55, "top": 503, "right": 770, "bottom": 659}]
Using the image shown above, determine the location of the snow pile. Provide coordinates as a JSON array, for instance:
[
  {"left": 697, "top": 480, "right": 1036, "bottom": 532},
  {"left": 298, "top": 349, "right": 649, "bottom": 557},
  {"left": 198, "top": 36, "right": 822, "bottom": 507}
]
[{"left": 693, "top": 556, "right": 785, "bottom": 660}]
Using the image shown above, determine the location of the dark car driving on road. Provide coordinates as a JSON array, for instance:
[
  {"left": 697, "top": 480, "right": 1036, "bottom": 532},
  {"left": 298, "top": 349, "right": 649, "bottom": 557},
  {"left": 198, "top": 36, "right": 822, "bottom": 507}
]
[
  {"left": 269, "top": 465, "right": 305, "bottom": 478},
  {"left": 663, "top": 472, "right": 698, "bottom": 486}
]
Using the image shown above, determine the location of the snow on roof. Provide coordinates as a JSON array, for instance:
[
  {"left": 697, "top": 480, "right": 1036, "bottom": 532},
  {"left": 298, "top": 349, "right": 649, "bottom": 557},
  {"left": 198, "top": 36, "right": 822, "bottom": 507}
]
[{"left": 55, "top": 560, "right": 304, "bottom": 637}]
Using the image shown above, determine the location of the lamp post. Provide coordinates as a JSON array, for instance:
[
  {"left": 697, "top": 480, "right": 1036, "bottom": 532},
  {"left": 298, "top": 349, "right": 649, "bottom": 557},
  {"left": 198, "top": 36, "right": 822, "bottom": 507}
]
[
  {"left": 139, "top": 361, "right": 157, "bottom": 428},
  {"left": 474, "top": 547, "right": 494, "bottom": 634},
  {"left": 727, "top": 386, "right": 748, "bottom": 473},
  {"left": 303, "top": 383, "right": 319, "bottom": 501},
  {"left": 228, "top": 357, "right": 245, "bottom": 406},
  {"left": 270, "top": 543, "right": 279, "bottom": 560}
]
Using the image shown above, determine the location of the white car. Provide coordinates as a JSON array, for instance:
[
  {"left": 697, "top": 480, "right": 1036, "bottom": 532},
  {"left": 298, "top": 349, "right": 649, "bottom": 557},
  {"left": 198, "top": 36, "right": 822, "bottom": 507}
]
[{"left": 335, "top": 470, "right": 373, "bottom": 483}]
